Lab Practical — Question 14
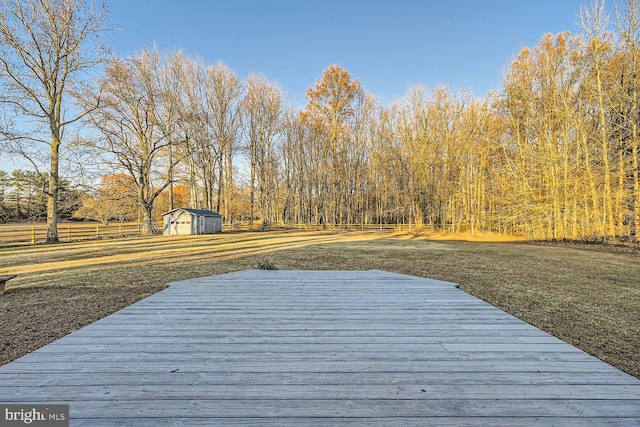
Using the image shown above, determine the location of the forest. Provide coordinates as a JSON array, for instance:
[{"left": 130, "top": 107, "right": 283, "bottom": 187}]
[{"left": 1, "top": 0, "right": 640, "bottom": 242}]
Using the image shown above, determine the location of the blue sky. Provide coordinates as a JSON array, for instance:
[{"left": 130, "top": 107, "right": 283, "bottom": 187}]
[
  {"left": 1, "top": 0, "right": 590, "bottom": 171},
  {"left": 107, "top": 0, "right": 587, "bottom": 106}
]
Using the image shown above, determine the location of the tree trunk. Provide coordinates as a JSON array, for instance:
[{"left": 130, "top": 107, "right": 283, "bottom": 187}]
[
  {"left": 168, "top": 144, "right": 174, "bottom": 210},
  {"left": 634, "top": 135, "right": 640, "bottom": 239},
  {"left": 597, "top": 72, "right": 615, "bottom": 238},
  {"left": 140, "top": 202, "right": 155, "bottom": 235},
  {"left": 216, "top": 151, "right": 223, "bottom": 213},
  {"left": 226, "top": 147, "right": 234, "bottom": 224},
  {"left": 46, "top": 135, "right": 60, "bottom": 243},
  {"left": 632, "top": 86, "right": 640, "bottom": 240},
  {"left": 188, "top": 157, "right": 199, "bottom": 208},
  {"left": 249, "top": 161, "right": 255, "bottom": 229}
]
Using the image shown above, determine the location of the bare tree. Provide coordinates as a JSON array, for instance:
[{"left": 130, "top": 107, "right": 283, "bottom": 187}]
[
  {"left": 279, "top": 109, "right": 309, "bottom": 225},
  {"left": 616, "top": 0, "right": 640, "bottom": 239},
  {"left": 0, "top": 0, "right": 108, "bottom": 242},
  {"left": 206, "top": 62, "right": 243, "bottom": 221},
  {"left": 78, "top": 52, "right": 180, "bottom": 235},
  {"left": 178, "top": 60, "right": 242, "bottom": 218},
  {"left": 302, "top": 65, "right": 364, "bottom": 226},
  {"left": 149, "top": 45, "right": 187, "bottom": 211},
  {"left": 241, "top": 73, "right": 284, "bottom": 228},
  {"left": 580, "top": 0, "right": 617, "bottom": 238}
]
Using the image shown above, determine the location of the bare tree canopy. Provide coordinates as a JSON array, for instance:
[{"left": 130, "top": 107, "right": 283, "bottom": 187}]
[
  {"left": 0, "top": 0, "right": 109, "bottom": 242},
  {"left": 241, "top": 73, "right": 284, "bottom": 228},
  {"left": 77, "top": 48, "right": 185, "bottom": 235}
]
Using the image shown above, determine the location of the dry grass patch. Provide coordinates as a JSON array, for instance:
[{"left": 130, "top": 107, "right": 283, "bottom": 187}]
[{"left": 1, "top": 231, "right": 639, "bottom": 380}]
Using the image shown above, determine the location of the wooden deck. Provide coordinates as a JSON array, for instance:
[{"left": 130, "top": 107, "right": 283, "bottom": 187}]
[{"left": 1, "top": 269, "right": 639, "bottom": 426}]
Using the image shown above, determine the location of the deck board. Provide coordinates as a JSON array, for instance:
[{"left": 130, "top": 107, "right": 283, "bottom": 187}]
[{"left": 1, "top": 269, "right": 639, "bottom": 425}]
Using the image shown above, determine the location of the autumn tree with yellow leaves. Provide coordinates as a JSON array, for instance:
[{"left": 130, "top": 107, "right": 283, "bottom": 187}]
[
  {"left": 301, "top": 64, "right": 366, "bottom": 226},
  {"left": 69, "top": 0, "right": 640, "bottom": 243}
]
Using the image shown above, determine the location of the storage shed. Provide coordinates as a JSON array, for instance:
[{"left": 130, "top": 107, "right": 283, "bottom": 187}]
[{"left": 162, "top": 208, "right": 222, "bottom": 235}]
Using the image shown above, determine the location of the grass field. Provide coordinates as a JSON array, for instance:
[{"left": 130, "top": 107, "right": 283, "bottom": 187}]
[{"left": 0, "top": 230, "right": 639, "bottom": 379}]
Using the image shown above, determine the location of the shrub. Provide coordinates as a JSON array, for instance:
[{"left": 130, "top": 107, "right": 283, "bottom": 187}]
[{"left": 256, "top": 259, "right": 278, "bottom": 270}]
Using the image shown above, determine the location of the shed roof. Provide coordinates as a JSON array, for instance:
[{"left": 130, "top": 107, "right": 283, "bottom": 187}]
[{"left": 162, "top": 208, "right": 222, "bottom": 217}]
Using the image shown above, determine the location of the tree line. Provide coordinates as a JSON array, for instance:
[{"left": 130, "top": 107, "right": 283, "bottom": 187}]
[
  {"left": 1, "top": 0, "right": 640, "bottom": 242},
  {"left": 0, "top": 169, "right": 80, "bottom": 222}
]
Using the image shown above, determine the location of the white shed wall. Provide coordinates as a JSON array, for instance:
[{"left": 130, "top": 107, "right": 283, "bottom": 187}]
[
  {"left": 163, "top": 211, "right": 195, "bottom": 235},
  {"left": 163, "top": 210, "right": 222, "bottom": 235}
]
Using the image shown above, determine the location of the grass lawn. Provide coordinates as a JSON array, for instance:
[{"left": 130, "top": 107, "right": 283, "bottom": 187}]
[{"left": 1, "top": 230, "right": 639, "bottom": 379}]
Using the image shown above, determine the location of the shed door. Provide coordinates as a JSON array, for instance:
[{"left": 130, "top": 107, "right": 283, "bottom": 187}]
[
  {"left": 199, "top": 216, "right": 205, "bottom": 234},
  {"left": 177, "top": 213, "right": 191, "bottom": 235}
]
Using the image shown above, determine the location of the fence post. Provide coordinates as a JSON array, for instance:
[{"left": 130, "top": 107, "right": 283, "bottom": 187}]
[
  {"left": 96, "top": 225, "right": 100, "bottom": 239},
  {"left": 31, "top": 226, "right": 35, "bottom": 245},
  {"left": 68, "top": 225, "right": 71, "bottom": 242}
]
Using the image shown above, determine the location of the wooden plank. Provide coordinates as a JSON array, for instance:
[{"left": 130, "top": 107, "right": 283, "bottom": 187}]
[
  {"left": 2, "top": 371, "right": 637, "bottom": 386},
  {"left": 1, "top": 269, "right": 639, "bottom": 426},
  {"left": 0, "top": 273, "right": 17, "bottom": 294},
  {"left": 67, "top": 417, "right": 640, "bottom": 427},
  {"left": 1, "top": 383, "right": 639, "bottom": 401},
  {"left": 53, "top": 329, "right": 557, "bottom": 340},
  {"left": 38, "top": 335, "right": 552, "bottom": 346},
  {"left": 0, "top": 359, "right": 623, "bottom": 375},
  {"left": 11, "top": 351, "right": 597, "bottom": 365},
  {"left": 33, "top": 341, "right": 577, "bottom": 353},
  {"left": 10, "top": 398, "right": 639, "bottom": 418},
  {"left": 63, "top": 320, "right": 533, "bottom": 328}
]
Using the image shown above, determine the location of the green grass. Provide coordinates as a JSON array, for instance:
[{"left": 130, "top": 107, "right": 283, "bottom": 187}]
[{"left": 1, "top": 231, "right": 639, "bottom": 378}]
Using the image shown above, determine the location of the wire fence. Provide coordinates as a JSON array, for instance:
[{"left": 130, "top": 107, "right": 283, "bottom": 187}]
[{"left": 0, "top": 222, "right": 145, "bottom": 245}]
